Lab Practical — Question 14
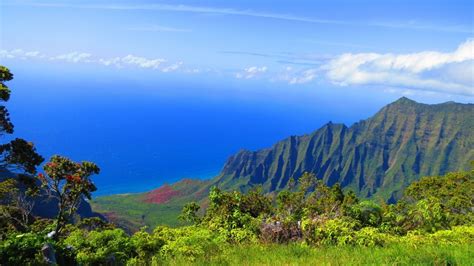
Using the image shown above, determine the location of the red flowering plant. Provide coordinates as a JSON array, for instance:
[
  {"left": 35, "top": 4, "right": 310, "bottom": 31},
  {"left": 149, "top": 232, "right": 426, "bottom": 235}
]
[{"left": 37, "top": 155, "right": 99, "bottom": 239}]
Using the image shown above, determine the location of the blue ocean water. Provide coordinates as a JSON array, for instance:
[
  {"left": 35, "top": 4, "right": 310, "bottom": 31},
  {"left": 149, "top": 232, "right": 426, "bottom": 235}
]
[{"left": 6, "top": 65, "right": 387, "bottom": 196}]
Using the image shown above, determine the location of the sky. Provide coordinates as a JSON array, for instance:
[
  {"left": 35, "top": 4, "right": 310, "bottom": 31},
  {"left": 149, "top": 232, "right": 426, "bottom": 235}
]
[
  {"left": 0, "top": 0, "right": 473, "bottom": 100},
  {"left": 0, "top": 0, "right": 473, "bottom": 194}
]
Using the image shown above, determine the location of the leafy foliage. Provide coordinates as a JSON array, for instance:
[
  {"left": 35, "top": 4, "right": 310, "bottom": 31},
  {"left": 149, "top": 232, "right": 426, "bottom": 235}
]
[
  {"left": 2, "top": 169, "right": 474, "bottom": 264},
  {"left": 178, "top": 202, "right": 201, "bottom": 224},
  {"left": 37, "top": 155, "right": 100, "bottom": 239},
  {"left": 64, "top": 228, "right": 132, "bottom": 264},
  {"left": 0, "top": 232, "right": 47, "bottom": 264},
  {"left": 0, "top": 66, "right": 44, "bottom": 238}
]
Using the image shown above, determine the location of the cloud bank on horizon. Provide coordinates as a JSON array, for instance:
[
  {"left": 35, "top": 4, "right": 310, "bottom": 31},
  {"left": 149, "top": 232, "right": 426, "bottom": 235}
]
[
  {"left": 2, "top": 39, "right": 472, "bottom": 96},
  {"left": 324, "top": 39, "right": 474, "bottom": 96}
]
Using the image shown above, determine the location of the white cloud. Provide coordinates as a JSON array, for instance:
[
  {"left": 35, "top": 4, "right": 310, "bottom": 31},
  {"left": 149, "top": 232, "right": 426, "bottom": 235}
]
[
  {"left": 109, "top": 55, "right": 166, "bottom": 69},
  {"left": 288, "top": 69, "right": 318, "bottom": 84},
  {"left": 0, "top": 49, "right": 183, "bottom": 73},
  {"left": 275, "top": 67, "right": 319, "bottom": 84},
  {"left": 161, "top": 62, "right": 183, "bottom": 72},
  {"left": 98, "top": 54, "right": 174, "bottom": 71},
  {"left": 324, "top": 39, "right": 474, "bottom": 96},
  {"left": 235, "top": 66, "right": 267, "bottom": 79},
  {"left": 53, "top": 52, "right": 92, "bottom": 63},
  {"left": 0, "top": 49, "right": 46, "bottom": 59}
]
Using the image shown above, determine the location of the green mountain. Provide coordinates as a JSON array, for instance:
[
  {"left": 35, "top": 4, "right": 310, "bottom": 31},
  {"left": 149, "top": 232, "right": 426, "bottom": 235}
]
[
  {"left": 214, "top": 97, "right": 473, "bottom": 200},
  {"left": 92, "top": 97, "right": 474, "bottom": 229}
]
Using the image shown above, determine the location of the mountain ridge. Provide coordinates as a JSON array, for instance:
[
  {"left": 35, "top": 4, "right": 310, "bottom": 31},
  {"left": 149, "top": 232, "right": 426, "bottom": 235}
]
[
  {"left": 212, "top": 97, "right": 473, "bottom": 200},
  {"left": 92, "top": 97, "right": 474, "bottom": 229}
]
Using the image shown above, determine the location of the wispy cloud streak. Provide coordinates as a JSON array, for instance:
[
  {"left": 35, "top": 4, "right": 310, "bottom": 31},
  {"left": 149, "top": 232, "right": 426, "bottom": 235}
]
[{"left": 6, "top": 2, "right": 472, "bottom": 33}]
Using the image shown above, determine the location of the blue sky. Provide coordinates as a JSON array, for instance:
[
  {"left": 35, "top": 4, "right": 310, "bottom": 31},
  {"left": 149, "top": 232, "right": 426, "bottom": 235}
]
[
  {"left": 1, "top": 0, "right": 473, "bottom": 101},
  {"left": 0, "top": 1, "right": 473, "bottom": 194}
]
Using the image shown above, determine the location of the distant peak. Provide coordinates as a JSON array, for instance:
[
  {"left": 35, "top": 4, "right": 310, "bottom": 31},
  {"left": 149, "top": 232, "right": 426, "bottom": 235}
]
[
  {"left": 441, "top": 101, "right": 456, "bottom": 105},
  {"left": 393, "top": 97, "right": 418, "bottom": 105}
]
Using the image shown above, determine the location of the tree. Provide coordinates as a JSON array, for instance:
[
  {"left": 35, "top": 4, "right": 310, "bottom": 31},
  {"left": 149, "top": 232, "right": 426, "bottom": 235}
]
[
  {"left": 0, "top": 66, "right": 44, "bottom": 182},
  {"left": 0, "top": 66, "right": 43, "bottom": 234},
  {"left": 276, "top": 173, "right": 317, "bottom": 221},
  {"left": 305, "top": 180, "right": 344, "bottom": 217},
  {"left": 0, "top": 66, "right": 43, "bottom": 174},
  {"left": 0, "top": 179, "right": 35, "bottom": 234},
  {"left": 37, "top": 155, "right": 99, "bottom": 239},
  {"left": 401, "top": 170, "right": 473, "bottom": 231},
  {"left": 203, "top": 186, "right": 264, "bottom": 240},
  {"left": 179, "top": 202, "right": 201, "bottom": 224},
  {"left": 240, "top": 186, "right": 272, "bottom": 218}
]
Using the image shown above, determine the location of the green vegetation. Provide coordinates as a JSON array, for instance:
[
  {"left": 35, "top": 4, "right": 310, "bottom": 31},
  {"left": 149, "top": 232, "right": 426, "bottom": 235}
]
[
  {"left": 91, "top": 193, "right": 187, "bottom": 230},
  {"left": 216, "top": 98, "right": 474, "bottom": 200},
  {"left": 2, "top": 169, "right": 473, "bottom": 264},
  {"left": 1, "top": 66, "right": 473, "bottom": 265},
  {"left": 163, "top": 243, "right": 474, "bottom": 265},
  {"left": 38, "top": 155, "right": 100, "bottom": 239},
  {"left": 91, "top": 179, "right": 208, "bottom": 230},
  {"left": 0, "top": 66, "right": 44, "bottom": 233},
  {"left": 93, "top": 97, "right": 474, "bottom": 229}
]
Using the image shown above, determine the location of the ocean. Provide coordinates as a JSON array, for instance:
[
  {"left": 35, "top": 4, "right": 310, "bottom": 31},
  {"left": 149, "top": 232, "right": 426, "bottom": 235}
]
[{"left": 6, "top": 65, "right": 384, "bottom": 195}]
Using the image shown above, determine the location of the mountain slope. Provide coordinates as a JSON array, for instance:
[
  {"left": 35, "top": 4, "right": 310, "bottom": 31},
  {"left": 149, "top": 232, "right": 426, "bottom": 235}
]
[
  {"left": 92, "top": 97, "right": 474, "bottom": 229},
  {"left": 214, "top": 97, "right": 474, "bottom": 200},
  {"left": 91, "top": 179, "right": 209, "bottom": 231}
]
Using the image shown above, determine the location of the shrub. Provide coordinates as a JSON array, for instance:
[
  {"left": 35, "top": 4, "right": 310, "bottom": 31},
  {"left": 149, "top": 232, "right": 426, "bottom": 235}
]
[
  {"left": 354, "top": 201, "right": 383, "bottom": 227},
  {"left": 407, "top": 197, "right": 448, "bottom": 233},
  {"left": 398, "top": 225, "right": 474, "bottom": 246},
  {"left": 155, "top": 226, "right": 225, "bottom": 261},
  {"left": 302, "top": 218, "right": 360, "bottom": 246},
  {"left": 354, "top": 227, "right": 392, "bottom": 247},
  {"left": 317, "top": 218, "right": 359, "bottom": 246},
  {"left": 0, "top": 232, "right": 47, "bottom": 265},
  {"left": 428, "top": 225, "right": 474, "bottom": 244},
  {"left": 129, "top": 229, "right": 165, "bottom": 263},
  {"left": 64, "top": 228, "right": 132, "bottom": 264}
]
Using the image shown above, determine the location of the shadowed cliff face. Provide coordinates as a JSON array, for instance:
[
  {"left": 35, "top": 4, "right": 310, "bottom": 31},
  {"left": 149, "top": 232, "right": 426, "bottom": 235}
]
[{"left": 214, "top": 97, "right": 474, "bottom": 200}]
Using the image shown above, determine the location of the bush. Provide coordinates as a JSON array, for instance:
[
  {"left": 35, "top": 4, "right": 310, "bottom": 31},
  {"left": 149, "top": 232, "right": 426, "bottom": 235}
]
[
  {"left": 64, "top": 228, "right": 132, "bottom": 264},
  {"left": 429, "top": 225, "right": 474, "bottom": 244},
  {"left": 399, "top": 225, "right": 474, "bottom": 246},
  {"left": 301, "top": 218, "right": 360, "bottom": 246},
  {"left": 129, "top": 229, "right": 164, "bottom": 263},
  {"left": 154, "top": 226, "right": 225, "bottom": 261},
  {"left": 354, "top": 201, "right": 383, "bottom": 227},
  {"left": 354, "top": 227, "right": 392, "bottom": 247},
  {"left": 0, "top": 232, "right": 47, "bottom": 265}
]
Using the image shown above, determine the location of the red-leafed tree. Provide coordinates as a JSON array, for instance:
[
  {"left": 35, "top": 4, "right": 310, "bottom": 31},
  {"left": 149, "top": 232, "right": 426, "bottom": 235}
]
[{"left": 38, "top": 155, "right": 100, "bottom": 239}]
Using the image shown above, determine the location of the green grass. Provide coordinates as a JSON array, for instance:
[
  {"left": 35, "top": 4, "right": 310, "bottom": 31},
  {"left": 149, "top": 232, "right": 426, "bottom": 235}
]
[
  {"left": 163, "top": 243, "right": 474, "bottom": 265},
  {"left": 91, "top": 193, "right": 186, "bottom": 231},
  {"left": 91, "top": 179, "right": 208, "bottom": 231}
]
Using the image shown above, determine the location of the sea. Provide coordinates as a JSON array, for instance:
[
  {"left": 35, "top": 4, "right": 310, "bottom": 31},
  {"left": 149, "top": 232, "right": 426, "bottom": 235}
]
[{"left": 5, "top": 64, "right": 389, "bottom": 196}]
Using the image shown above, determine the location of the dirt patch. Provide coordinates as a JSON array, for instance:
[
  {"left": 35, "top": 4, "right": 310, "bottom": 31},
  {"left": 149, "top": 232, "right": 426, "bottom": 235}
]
[{"left": 143, "top": 184, "right": 180, "bottom": 204}]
